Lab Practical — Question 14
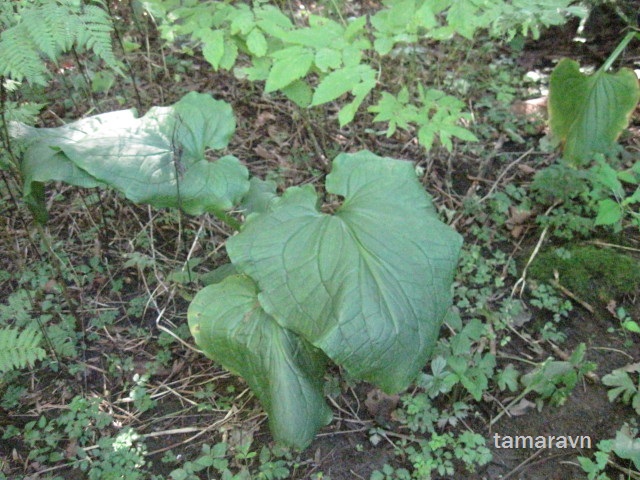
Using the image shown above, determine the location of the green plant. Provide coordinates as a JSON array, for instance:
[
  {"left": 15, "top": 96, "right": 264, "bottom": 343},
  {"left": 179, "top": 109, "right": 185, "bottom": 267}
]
[
  {"left": 0, "top": 326, "right": 47, "bottom": 373},
  {"left": 578, "top": 438, "right": 614, "bottom": 480},
  {"left": 80, "top": 428, "right": 148, "bottom": 480},
  {"left": 589, "top": 157, "right": 640, "bottom": 229},
  {"left": 0, "top": 0, "right": 122, "bottom": 86},
  {"left": 9, "top": 92, "right": 247, "bottom": 225},
  {"left": 368, "top": 84, "right": 478, "bottom": 151},
  {"left": 578, "top": 424, "right": 640, "bottom": 480},
  {"left": 603, "top": 364, "right": 640, "bottom": 414},
  {"left": 10, "top": 92, "right": 462, "bottom": 449},
  {"left": 372, "top": 431, "right": 491, "bottom": 479},
  {"left": 188, "top": 151, "right": 463, "bottom": 448},
  {"left": 167, "top": 442, "right": 291, "bottom": 480},
  {"left": 3, "top": 395, "right": 113, "bottom": 465},
  {"left": 521, "top": 343, "right": 595, "bottom": 408},
  {"left": 548, "top": 30, "right": 640, "bottom": 165},
  {"left": 141, "top": 0, "right": 584, "bottom": 151}
]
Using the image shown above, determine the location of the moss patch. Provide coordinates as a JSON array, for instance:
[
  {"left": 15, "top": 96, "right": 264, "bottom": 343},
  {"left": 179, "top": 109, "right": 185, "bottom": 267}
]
[{"left": 528, "top": 245, "right": 640, "bottom": 303}]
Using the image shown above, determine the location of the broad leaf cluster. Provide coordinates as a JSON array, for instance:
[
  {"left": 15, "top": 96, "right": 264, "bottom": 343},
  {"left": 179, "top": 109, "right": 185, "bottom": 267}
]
[{"left": 189, "top": 151, "right": 463, "bottom": 448}]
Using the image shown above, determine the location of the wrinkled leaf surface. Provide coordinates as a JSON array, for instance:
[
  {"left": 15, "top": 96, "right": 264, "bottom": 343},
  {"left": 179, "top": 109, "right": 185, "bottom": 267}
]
[
  {"left": 188, "top": 275, "right": 332, "bottom": 449},
  {"left": 11, "top": 92, "right": 249, "bottom": 220},
  {"left": 549, "top": 59, "right": 640, "bottom": 164},
  {"left": 227, "top": 151, "right": 462, "bottom": 393}
]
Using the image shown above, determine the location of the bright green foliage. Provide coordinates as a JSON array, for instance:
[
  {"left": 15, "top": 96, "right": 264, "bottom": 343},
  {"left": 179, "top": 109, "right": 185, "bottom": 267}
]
[
  {"left": 590, "top": 158, "right": 640, "bottom": 228},
  {"left": 188, "top": 151, "right": 462, "bottom": 448},
  {"left": 142, "top": 0, "right": 583, "bottom": 151},
  {"left": 369, "top": 85, "right": 478, "bottom": 151},
  {"left": 10, "top": 92, "right": 249, "bottom": 223},
  {"left": 579, "top": 425, "right": 640, "bottom": 480},
  {"left": 549, "top": 58, "right": 640, "bottom": 165},
  {"left": 578, "top": 439, "right": 613, "bottom": 480},
  {"left": 372, "top": 431, "right": 491, "bottom": 479},
  {"left": 482, "top": 0, "right": 587, "bottom": 40},
  {"left": 445, "top": 320, "right": 496, "bottom": 401},
  {"left": 603, "top": 365, "right": 640, "bottom": 415},
  {"left": 0, "top": 327, "right": 47, "bottom": 373},
  {"left": 0, "top": 0, "right": 122, "bottom": 86},
  {"left": 521, "top": 343, "right": 595, "bottom": 408}
]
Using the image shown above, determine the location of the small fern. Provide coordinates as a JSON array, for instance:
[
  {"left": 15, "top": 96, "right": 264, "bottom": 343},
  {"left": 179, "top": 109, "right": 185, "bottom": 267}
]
[
  {"left": 0, "top": 327, "right": 47, "bottom": 373},
  {"left": 0, "top": 0, "right": 122, "bottom": 86}
]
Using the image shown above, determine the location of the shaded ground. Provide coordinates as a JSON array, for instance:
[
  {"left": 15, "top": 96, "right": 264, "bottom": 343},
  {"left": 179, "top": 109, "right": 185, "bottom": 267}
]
[{"left": 1, "top": 2, "right": 639, "bottom": 479}]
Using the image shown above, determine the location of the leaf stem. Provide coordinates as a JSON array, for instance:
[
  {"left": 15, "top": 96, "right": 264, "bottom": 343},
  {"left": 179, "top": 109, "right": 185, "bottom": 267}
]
[
  {"left": 600, "top": 30, "right": 639, "bottom": 72},
  {"left": 214, "top": 210, "right": 242, "bottom": 231}
]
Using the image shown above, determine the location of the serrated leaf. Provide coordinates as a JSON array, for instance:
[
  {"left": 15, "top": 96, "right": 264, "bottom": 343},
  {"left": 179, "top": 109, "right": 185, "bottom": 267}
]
[
  {"left": 219, "top": 40, "right": 238, "bottom": 71},
  {"left": 281, "top": 79, "right": 312, "bottom": 107},
  {"left": 229, "top": 7, "right": 254, "bottom": 35},
  {"left": 188, "top": 275, "right": 332, "bottom": 449},
  {"left": 200, "top": 29, "right": 225, "bottom": 70},
  {"left": 311, "top": 64, "right": 375, "bottom": 106},
  {"left": 594, "top": 198, "right": 623, "bottom": 226},
  {"left": 337, "top": 78, "right": 375, "bottom": 126},
  {"left": 613, "top": 425, "right": 640, "bottom": 470},
  {"left": 549, "top": 58, "right": 640, "bottom": 164},
  {"left": 227, "top": 151, "right": 462, "bottom": 393},
  {"left": 246, "top": 28, "right": 267, "bottom": 57},
  {"left": 283, "top": 23, "right": 343, "bottom": 49},
  {"left": 344, "top": 15, "right": 367, "bottom": 41},
  {"left": 315, "top": 48, "right": 342, "bottom": 72},
  {"left": 265, "top": 46, "right": 314, "bottom": 92},
  {"left": 255, "top": 5, "right": 293, "bottom": 39}
]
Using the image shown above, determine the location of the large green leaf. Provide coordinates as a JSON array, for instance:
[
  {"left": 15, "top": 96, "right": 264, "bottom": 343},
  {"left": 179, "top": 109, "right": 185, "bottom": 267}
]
[
  {"left": 188, "top": 274, "right": 332, "bottom": 449},
  {"left": 11, "top": 92, "right": 249, "bottom": 220},
  {"left": 227, "top": 151, "right": 462, "bottom": 393},
  {"left": 549, "top": 58, "right": 640, "bottom": 164}
]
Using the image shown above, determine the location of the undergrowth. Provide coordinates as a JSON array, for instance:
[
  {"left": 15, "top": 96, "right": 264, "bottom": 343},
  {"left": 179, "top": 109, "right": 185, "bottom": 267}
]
[{"left": 0, "top": 0, "right": 639, "bottom": 479}]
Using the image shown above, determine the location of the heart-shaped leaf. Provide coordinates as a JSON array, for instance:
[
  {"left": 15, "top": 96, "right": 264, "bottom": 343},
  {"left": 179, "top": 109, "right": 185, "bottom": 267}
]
[
  {"left": 188, "top": 275, "right": 332, "bottom": 449},
  {"left": 227, "top": 151, "right": 462, "bottom": 393},
  {"left": 549, "top": 58, "right": 640, "bottom": 164}
]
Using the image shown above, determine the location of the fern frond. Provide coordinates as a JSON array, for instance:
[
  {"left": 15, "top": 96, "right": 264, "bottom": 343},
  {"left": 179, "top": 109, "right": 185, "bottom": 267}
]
[
  {"left": 76, "top": 3, "right": 123, "bottom": 74},
  {"left": 0, "top": 26, "right": 48, "bottom": 85},
  {"left": 0, "top": 327, "right": 47, "bottom": 373},
  {"left": 22, "top": 2, "right": 68, "bottom": 60},
  {"left": 0, "top": 0, "right": 121, "bottom": 85}
]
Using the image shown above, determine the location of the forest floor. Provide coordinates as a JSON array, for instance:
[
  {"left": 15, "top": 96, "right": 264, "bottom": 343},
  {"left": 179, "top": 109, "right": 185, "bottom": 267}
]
[{"left": 1, "top": 2, "right": 639, "bottom": 480}]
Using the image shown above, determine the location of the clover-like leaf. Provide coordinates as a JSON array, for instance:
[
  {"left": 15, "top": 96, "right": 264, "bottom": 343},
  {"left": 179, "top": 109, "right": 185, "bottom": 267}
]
[
  {"left": 227, "top": 151, "right": 462, "bottom": 393},
  {"left": 188, "top": 275, "right": 332, "bottom": 449},
  {"left": 549, "top": 58, "right": 640, "bottom": 165}
]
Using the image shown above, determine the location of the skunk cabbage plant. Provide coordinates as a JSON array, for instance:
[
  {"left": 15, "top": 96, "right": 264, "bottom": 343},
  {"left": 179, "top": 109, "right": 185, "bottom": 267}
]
[
  {"left": 10, "top": 92, "right": 249, "bottom": 223},
  {"left": 188, "top": 151, "right": 462, "bottom": 449}
]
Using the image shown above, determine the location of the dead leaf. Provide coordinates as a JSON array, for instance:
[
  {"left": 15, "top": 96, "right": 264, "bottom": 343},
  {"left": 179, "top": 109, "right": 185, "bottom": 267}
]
[
  {"left": 267, "top": 125, "right": 289, "bottom": 146},
  {"left": 510, "top": 96, "right": 547, "bottom": 119},
  {"left": 506, "top": 398, "right": 535, "bottom": 416},
  {"left": 506, "top": 206, "right": 533, "bottom": 238},
  {"left": 254, "top": 145, "right": 274, "bottom": 160},
  {"left": 365, "top": 388, "right": 399, "bottom": 420},
  {"left": 44, "top": 279, "right": 59, "bottom": 293},
  {"left": 254, "top": 111, "right": 276, "bottom": 128},
  {"left": 517, "top": 164, "right": 537, "bottom": 175}
]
